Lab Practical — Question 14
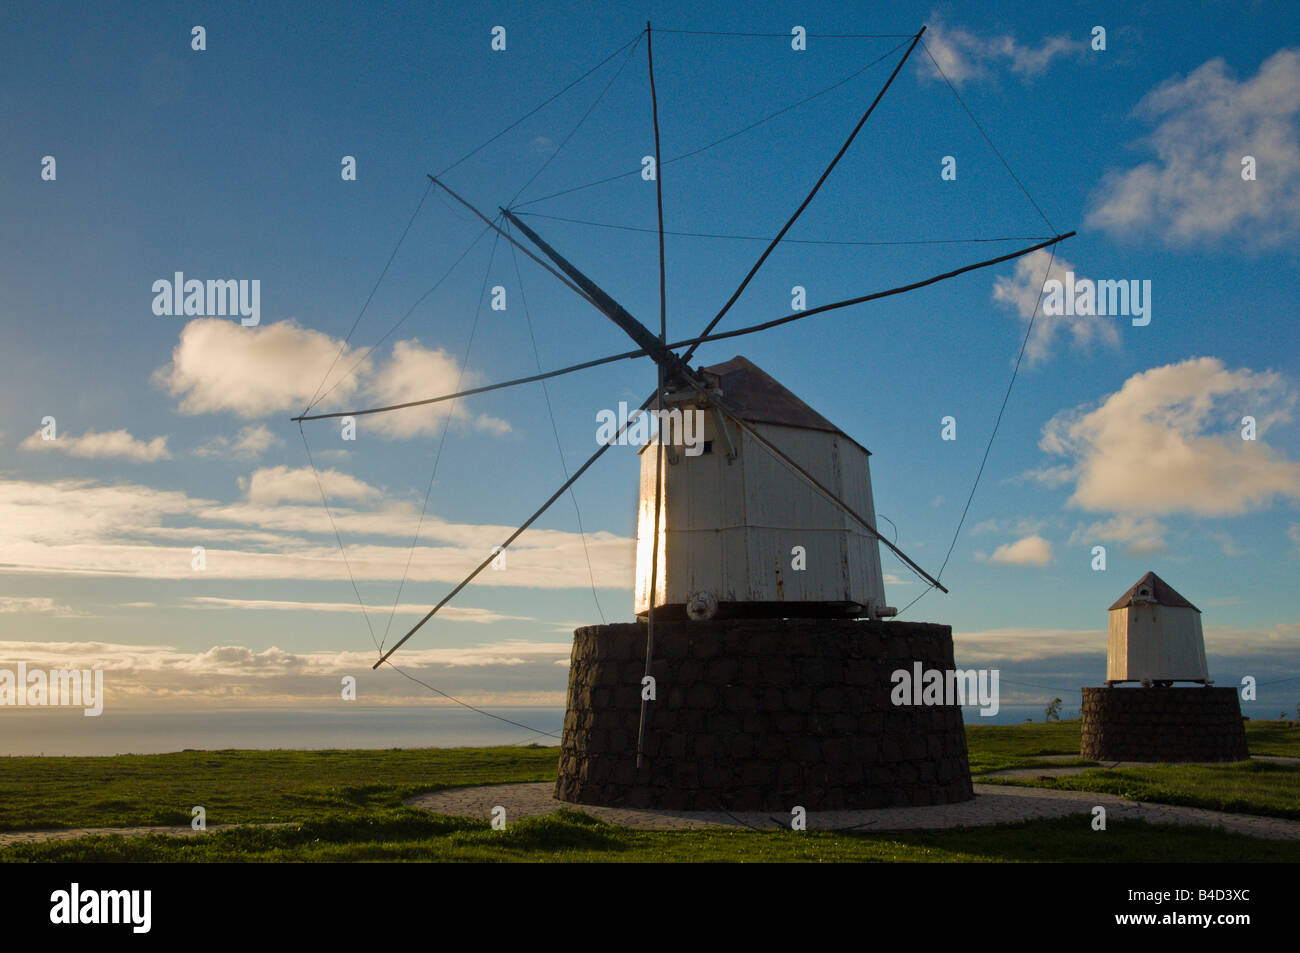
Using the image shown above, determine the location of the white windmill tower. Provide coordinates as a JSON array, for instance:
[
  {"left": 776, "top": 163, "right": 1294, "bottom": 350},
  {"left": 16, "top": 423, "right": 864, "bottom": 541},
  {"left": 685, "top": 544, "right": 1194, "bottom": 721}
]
[
  {"left": 1105, "top": 571, "right": 1209, "bottom": 686},
  {"left": 1083, "top": 571, "right": 1247, "bottom": 763},
  {"left": 634, "top": 355, "right": 896, "bottom": 622}
]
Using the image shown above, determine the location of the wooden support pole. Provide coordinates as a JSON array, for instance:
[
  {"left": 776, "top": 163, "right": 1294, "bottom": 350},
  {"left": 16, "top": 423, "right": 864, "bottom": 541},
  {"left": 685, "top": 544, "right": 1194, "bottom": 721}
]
[
  {"left": 372, "top": 389, "right": 657, "bottom": 669},
  {"left": 637, "top": 20, "right": 668, "bottom": 770}
]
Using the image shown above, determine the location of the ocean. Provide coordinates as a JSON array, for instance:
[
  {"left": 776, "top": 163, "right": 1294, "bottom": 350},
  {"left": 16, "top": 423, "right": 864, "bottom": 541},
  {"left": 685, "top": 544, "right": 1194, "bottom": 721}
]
[
  {"left": 0, "top": 706, "right": 567, "bottom": 757},
  {"left": 0, "top": 703, "right": 1069, "bottom": 757}
]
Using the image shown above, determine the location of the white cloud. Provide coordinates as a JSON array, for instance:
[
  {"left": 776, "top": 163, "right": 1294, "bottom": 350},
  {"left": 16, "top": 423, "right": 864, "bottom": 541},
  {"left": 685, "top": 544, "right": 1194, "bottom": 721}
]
[
  {"left": 186, "top": 597, "right": 531, "bottom": 625},
  {"left": 971, "top": 515, "right": 1056, "bottom": 538},
  {"left": 998, "top": 34, "right": 1080, "bottom": 77},
  {"left": 992, "top": 249, "right": 1120, "bottom": 365},
  {"left": 0, "top": 475, "right": 633, "bottom": 588},
  {"left": 3, "top": 622, "right": 1292, "bottom": 709},
  {"left": 953, "top": 627, "right": 1099, "bottom": 663},
  {"left": 240, "top": 464, "right": 381, "bottom": 504},
  {"left": 1038, "top": 358, "right": 1300, "bottom": 515},
  {"left": 19, "top": 428, "right": 171, "bottom": 462},
  {"left": 921, "top": 14, "right": 1084, "bottom": 86},
  {"left": 1087, "top": 47, "right": 1300, "bottom": 245},
  {"left": 0, "top": 596, "right": 81, "bottom": 616},
  {"left": 153, "top": 318, "right": 361, "bottom": 417},
  {"left": 194, "top": 424, "right": 281, "bottom": 460},
  {"left": 0, "top": 638, "right": 573, "bottom": 707},
  {"left": 954, "top": 623, "right": 1299, "bottom": 664},
  {"left": 922, "top": 17, "right": 985, "bottom": 85},
  {"left": 154, "top": 319, "right": 509, "bottom": 438},
  {"left": 362, "top": 339, "right": 510, "bottom": 439},
  {"left": 1071, "top": 515, "right": 1168, "bottom": 556},
  {"left": 986, "top": 534, "right": 1053, "bottom": 566},
  {"left": 1209, "top": 531, "right": 1250, "bottom": 557}
]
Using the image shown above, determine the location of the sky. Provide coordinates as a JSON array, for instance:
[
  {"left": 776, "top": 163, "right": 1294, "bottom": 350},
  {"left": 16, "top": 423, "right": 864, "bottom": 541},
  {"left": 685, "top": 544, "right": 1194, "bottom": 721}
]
[{"left": 1, "top": 0, "right": 1298, "bottom": 735}]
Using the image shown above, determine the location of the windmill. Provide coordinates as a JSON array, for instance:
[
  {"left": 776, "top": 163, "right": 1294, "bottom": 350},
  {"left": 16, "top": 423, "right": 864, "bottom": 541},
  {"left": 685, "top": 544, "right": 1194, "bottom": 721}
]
[
  {"left": 1082, "top": 572, "right": 1248, "bottom": 763},
  {"left": 293, "top": 22, "right": 1075, "bottom": 808}
]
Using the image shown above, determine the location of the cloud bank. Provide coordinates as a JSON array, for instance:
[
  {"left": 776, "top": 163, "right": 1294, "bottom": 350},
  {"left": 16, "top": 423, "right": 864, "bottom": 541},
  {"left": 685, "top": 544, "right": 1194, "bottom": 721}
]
[
  {"left": 153, "top": 319, "right": 509, "bottom": 438},
  {"left": 1088, "top": 47, "right": 1300, "bottom": 245},
  {"left": 1037, "top": 358, "right": 1300, "bottom": 516}
]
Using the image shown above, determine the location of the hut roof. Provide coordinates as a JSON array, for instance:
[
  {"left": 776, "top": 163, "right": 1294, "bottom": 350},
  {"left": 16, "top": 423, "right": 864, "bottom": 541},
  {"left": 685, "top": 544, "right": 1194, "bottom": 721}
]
[
  {"left": 1108, "top": 571, "right": 1200, "bottom": 613},
  {"left": 701, "top": 356, "right": 871, "bottom": 456}
]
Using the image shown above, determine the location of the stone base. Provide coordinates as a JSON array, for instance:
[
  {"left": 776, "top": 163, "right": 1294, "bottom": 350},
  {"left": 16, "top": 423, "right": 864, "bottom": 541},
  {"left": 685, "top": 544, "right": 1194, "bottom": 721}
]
[
  {"left": 1080, "top": 686, "right": 1249, "bottom": 762},
  {"left": 555, "top": 619, "right": 974, "bottom": 811}
]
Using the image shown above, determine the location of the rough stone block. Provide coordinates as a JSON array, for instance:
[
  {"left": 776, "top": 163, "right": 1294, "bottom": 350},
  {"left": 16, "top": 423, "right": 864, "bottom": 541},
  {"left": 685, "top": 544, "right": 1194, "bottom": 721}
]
[{"left": 557, "top": 619, "right": 973, "bottom": 811}]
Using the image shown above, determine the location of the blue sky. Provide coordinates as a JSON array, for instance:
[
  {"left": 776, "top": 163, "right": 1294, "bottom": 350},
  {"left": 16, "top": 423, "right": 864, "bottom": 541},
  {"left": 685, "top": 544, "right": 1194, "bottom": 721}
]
[{"left": 1, "top": 0, "right": 1298, "bottom": 726}]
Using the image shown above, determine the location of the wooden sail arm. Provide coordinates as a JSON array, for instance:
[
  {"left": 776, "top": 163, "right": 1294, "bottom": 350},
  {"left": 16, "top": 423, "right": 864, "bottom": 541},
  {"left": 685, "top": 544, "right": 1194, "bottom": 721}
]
[
  {"left": 426, "top": 174, "right": 602, "bottom": 314},
  {"left": 372, "top": 388, "right": 659, "bottom": 669},
  {"left": 501, "top": 208, "right": 690, "bottom": 380},
  {"left": 291, "top": 230, "right": 1075, "bottom": 425},
  {"left": 425, "top": 174, "right": 688, "bottom": 379},
  {"left": 680, "top": 24, "right": 927, "bottom": 367}
]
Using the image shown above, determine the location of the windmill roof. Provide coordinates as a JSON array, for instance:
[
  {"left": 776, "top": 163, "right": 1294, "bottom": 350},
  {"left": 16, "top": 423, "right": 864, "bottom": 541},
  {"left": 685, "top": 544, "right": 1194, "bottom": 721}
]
[
  {"left": 701, "top": 356, "right": 871, "bottom": 455},
  {"left": 1108, "top": 571, "right": 1200, "bottom": 612}
]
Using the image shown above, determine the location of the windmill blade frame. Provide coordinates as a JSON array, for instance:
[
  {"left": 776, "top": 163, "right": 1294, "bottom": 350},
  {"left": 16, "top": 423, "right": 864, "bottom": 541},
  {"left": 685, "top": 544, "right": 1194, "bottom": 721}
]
[{"left": 286, "top": 20, "right": 1074, "bottom": 675}]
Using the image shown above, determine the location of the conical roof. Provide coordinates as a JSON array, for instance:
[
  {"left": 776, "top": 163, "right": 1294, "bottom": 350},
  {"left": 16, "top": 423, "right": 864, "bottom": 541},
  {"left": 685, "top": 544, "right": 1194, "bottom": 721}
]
[
  {"left": 1108, "top": 571, "right": 1199, "bottom": 612},
  {"left": 700, "top": 356, "right": 870, "bottom": 455}
]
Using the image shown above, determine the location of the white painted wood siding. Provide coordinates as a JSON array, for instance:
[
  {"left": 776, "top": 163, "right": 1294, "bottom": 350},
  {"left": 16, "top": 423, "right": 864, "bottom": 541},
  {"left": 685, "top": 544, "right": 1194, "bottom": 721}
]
[
  {"left": 1106, "top": 604, "right": 1210, "bottom": 681},
  {"left": 635, "top": 411, "right": 887, "bottom": 615}
]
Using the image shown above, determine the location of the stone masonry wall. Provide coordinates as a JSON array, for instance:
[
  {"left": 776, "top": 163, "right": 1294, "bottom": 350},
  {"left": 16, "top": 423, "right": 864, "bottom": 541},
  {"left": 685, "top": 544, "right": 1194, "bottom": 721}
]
[
  {"left": 1080, "top": 686, "right": 1249, "bottom": 762},
  {"left": 556, "top": 618, "right": 974, "bottom": 811}
]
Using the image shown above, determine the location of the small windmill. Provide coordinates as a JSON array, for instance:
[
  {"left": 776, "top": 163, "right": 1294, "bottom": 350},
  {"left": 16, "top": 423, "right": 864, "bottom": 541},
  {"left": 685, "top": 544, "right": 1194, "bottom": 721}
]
[
  {"left": 293, "top": 22, "right": 1074, "bottom": 774},
  {"left": 1082, "top": 571, "right": 1248, "bottom": 763},
  {"left": 1105, "top": 571, "right": 1209, "bottom": 687}
]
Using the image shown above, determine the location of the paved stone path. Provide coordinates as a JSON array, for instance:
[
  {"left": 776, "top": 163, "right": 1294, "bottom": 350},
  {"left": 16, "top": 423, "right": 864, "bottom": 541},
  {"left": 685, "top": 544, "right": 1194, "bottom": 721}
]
[
  {"left": 404, "top": 781, "right": 1300, "bottom": 840},
  {"left": 0, "top": 824, "right": 238, "bottom": 848},
  {"left": 982, "top": 754, "right": 1300, "bottom": 779}
]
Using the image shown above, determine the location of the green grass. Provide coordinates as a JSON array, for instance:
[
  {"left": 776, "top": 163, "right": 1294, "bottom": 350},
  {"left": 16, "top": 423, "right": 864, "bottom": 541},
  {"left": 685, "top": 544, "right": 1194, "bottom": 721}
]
[
  {"left": 974, "top": 720, "right": 1300, "bottom": 820},
  {"left": 963, "top": 719, "right": 1096, "bottom": 774},
  {"left": 982, "top": 759, "right": 1300, "bottom": 821},
  {"left": 0, "top": 727, "right": 1087, "bottom": 832},
  {"left": 1242, "top": 719, "right": 1300, "bottom": 758},
  {"left": 3, "top": 721, "right": 1296, "bottom": 863},
  {"left": 0, "top": 746, "right": 556, "bottom": 831},
  {"left": 966, "top": 720, "right": 1082, "bottom": 758},
  {"left": 4, "top": 809, "right": 1297, "bottom": 863}
]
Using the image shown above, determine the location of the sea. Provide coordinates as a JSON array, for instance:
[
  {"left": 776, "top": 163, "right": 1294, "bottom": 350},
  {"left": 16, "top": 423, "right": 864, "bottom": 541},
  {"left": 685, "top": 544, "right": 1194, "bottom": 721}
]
[
  {"left": 0, "top": 703, "right": 1064, "bottom": 757},
  {"left": 0, "top": 706, "right": 568, "bottom": 757}
]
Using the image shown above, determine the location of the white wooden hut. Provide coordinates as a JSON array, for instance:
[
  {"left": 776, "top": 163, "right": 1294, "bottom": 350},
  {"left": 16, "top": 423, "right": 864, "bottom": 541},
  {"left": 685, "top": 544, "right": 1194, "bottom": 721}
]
[
  {"left": 1105, "top": 571, "right": 1209, "bottom": 685},
  {"left": 634, "top": 355, "right": 893, "bottom": 621}
]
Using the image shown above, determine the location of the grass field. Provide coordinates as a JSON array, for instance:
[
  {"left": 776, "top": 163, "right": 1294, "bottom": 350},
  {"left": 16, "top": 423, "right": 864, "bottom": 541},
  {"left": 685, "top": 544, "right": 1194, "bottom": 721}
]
[
  {"left": 3, "top": 811, "right": 1296, "bottom": 863},
  {"left": 2, "top": 720, "right": 1296, "bottom": 862},
  {"left": 982, "top": 760, "right": 1300, "bottom": 820},
  {"left": 974, "top": 721, "right": 1300, "bottom": 820},
  {"left": 0, "top": 746, "right": 557, "bottom": 831},
  {"left": 964, "top": 720, "right": 1095, "bottom": 774}
]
